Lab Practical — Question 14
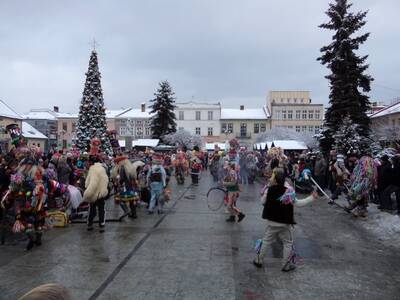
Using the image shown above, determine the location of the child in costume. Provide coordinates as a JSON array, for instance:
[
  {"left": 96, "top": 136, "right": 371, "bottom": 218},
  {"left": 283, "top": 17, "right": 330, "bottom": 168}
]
[
  {"left": 147, "top": 154, "right": 167, "bottom": 214},
  {"left": 222, "top": 163, "right": 245, "bottom": 223}
]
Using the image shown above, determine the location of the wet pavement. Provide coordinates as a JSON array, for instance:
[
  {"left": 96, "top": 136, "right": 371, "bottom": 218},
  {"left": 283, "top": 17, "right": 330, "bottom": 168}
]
[{"left": 1, "top": 172, "right": 399, "bottom": 300}]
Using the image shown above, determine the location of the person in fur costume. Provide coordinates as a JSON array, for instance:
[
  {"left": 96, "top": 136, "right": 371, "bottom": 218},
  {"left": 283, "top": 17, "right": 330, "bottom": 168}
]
[
  {"left": 84, "top": 157, "right": 110, "bottom": 232},
  {"left": 111, "top": 156, "right": 140, "bottom": 220}
]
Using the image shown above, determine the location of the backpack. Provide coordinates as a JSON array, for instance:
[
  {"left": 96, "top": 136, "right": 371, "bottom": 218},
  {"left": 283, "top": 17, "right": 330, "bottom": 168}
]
[{"left": 150, "top": 167, "right": 162, "bottom": 182}]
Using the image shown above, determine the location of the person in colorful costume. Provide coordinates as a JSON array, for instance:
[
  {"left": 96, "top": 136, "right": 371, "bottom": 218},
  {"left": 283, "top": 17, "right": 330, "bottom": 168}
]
[
  {"left": 222, "top": 162, "right": 245, "bottom": 223},
  {"left": 173, "top": 150, "right": 188, "bottom": 184},
  {"left": 147, "top": 154, "right": 167, "bottom": 214},
  {"left": 254, "top": 167, "right": 318, "bottom": 272},
  {"left": 190, "top": 146, "right": 203, "bottom": 185},
  {"left": 345, "top": 155, "right": 377, "bottom": 217},
  {"left": 111, "top": 155, "right": 140, "bottom": 219}
]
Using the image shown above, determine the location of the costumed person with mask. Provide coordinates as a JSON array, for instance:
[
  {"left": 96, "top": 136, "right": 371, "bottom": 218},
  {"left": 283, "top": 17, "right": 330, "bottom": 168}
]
[
  {"left": 111, "top": 155, "right": 141, "bottom": 220},
  {"left": 2, "top": 125, "right": 47, "bottom": 250},
  {"left": 254, "top": 168, "right": 318, "bottom": 272},
  {"left": 84, "top": 143, "right": 110, "bottom": 232},
  {"left": 190, "top": 146, "right": 203, "bottom": 185},
  {"left": 223, "top": 162, "right": 245, "bottom": 223},
  {"left": 173, "top": 150, "right": 188, "bottom": 184},
  {"left": 345, "top": 155, "right": 377, "bottom": 218},
  {"left": 147, "top": 154, "right": 167, "bottom": 214}
]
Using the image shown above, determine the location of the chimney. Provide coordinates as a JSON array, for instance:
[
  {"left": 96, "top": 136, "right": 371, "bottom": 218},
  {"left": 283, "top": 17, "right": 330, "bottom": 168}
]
[
  {"left": 141, "top": 103, "right": 146, "bottom": 112},
  {"left": 240, "top": 105, "right": 244, "bottom": 110},
  {"left": 53, "top": 106, "right": 59, "bottom": 113}
]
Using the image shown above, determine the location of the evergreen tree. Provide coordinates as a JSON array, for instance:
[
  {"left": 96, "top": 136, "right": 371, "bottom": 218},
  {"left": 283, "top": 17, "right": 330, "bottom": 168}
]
[
  {"left": 76, "top": 50, "right": 112, "bottom": 155},
  {"left": 149, "top": 81, "right": 177, "bottom": 139},
  {"left": 333, "top": 115, "right": 370, "bottom": 155},
  {"left": 318, "top": 0, "right": 373, "bottom": 150}
]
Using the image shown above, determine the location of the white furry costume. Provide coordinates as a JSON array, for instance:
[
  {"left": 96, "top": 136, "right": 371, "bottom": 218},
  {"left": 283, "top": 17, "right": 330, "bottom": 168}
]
[{"left": 84, "top": 163, "right": 109, "bottom": 203}]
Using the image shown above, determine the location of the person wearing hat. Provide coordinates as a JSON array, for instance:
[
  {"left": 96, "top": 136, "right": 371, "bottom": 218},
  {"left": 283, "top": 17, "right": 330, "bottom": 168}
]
[
  {"left": 147, "top": 154, "right": 167, "bottom": 214},
  {"left": 331, "top": 154, "right": 350, "bottom": 201}
]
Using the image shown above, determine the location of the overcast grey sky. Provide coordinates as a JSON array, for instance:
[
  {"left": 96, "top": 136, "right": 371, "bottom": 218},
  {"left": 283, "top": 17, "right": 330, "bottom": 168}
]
[{"left": 0, "top": 0, "right": 399, "bottom": 113}]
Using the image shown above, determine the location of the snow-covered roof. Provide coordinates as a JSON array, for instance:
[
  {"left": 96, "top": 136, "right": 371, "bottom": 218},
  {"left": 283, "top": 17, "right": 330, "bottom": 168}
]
[
  {"left": 370, "top": 102, "right": 400, "bottom": 119},
  {"left": 106, "top": 108, "right": 132, "bottom": 118},
  {"left": 0, "top": 99, "right": 23, "bottom": 119},
  {"left": 221, "top": 106, "right": 269, "bottom": 120},
  {"left": 23, "top": 109, "right": 58, "bottom": 120},
  {"left": 205, "top": 143, "right": 227, "bottom": 151},
  {"left": 22, "top": 122, "right": 47, "bottom": 139},
  {"left": 176, "top": 101, "right": 221, "bottom": 109},
  {"left": 132, "top": 139, "right": 159, "bottom": 148},
  {"left": 271, "top": 140, "right": 307, "bottom": 150},
  {"left": 56, "top": 112, "right": 78, "bottom": 119},
  {"left": 116, "top": 109, "right": 153, "bottom": 119}
]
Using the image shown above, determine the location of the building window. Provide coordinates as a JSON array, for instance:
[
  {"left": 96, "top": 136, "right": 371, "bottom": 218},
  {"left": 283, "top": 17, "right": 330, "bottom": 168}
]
[
  {"left": 302, "top": 125, "right": 307, "bottom": 132},
  {"left": 254, "top": 123, "right": 260, "bottom": 134},
  {"left": 135, "top": 120, "right": 143, "bottom": 127},
  {"left": 300, "top": 98, "right": 304, "bottom": 103},
  {"left": 179, "top": 111, "right": 184, "bottom": 120},
  {"left": 195, "top": 111, "right": 201, "bottom": 120},
  {"left": 136, "top": 126, "right": 143, "bottom": 137},
  {"left": 294, "top": 98, "right": 297, "bottom": 103},
  {"left": 260, "top": 123, "right": 266, "bottom": 132},
  {"left": 221, "top": 123, "right": 227, "bottom": 133},
  {"left": 288, "top": 110, "right": 293, "bottom": 120},
  {"left": 288, "top": 125, "right": 293, "bottom": 129},
  {"left": 208, "top": 127, "right": 213, "bottom": 136},
  {"left": 314, "top": 127, "right": 320, "bottom": 134},
  {"left": 296, "top": 126, "right": 300, "bottom": 132},
  {"left": 275, "top": 110, "right": 281, "bottom": 120},
  {"left": 62, "top": 122, "right": 67, "bottom": 131},
  {"left": 302, "top": 110, "right": 307, "bottom": 119},
  {"left": 228, "top": 123, "right": 233, "bottom": 133},
  {"left": 240, "top": 123, "right": 247, "bottom": 137},
  {"left": 37, "top": 143, "right": 41, "bottom": 148},
  {"left": 282, "top": 110, "right": 287, "bottom": 119},
  {"left": 208, "top": 111, "right": 213, "bottom": 120},
  {"left": 62, "top": 140, "right": 67, "bottom": 148},
  {"left": 195, "top": 127, "right": 201, "bottom": 135},
  {"left": 315, "top": 110, "right": 320, "bottom": 120},
  {"left": 296, "top": 110, "right": 300, "bottom": 119},
  {"left": 280, "top": 98, "right": 284, "bottom": 103},
  {"left": 72, "top": 122, "right": 76, "bottom": 132},
  {"left": 308, "top": 125, "right": 314, "bottom": 133},
  {"left": 309, "top": 110, "right": 314, "bottom": 119},
  {"left": 145, "top": 127, "right": 151, "bottom": 136}
]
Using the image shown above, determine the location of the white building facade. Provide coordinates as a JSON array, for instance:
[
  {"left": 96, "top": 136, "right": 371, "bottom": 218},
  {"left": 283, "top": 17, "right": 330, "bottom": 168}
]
[{"left": 175, "top": 102, "right": 221, "bottom": 143}]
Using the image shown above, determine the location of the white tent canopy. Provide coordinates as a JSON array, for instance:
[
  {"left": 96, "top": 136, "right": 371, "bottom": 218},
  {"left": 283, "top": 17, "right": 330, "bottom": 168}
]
[
  {"left": 205, "top": 143, "right": 227, "bottom": 151},
  {"left": 254, "top": 140, "right": 307, "bottom": 151},
  {"left": 132, "top": 139, "right": 160, "bottom": 148}
]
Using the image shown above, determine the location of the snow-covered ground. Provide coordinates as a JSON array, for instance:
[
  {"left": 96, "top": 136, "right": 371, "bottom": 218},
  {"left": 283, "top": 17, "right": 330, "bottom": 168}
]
[{"left": 335, "top": 196, "right": 400, "bottom": 246}]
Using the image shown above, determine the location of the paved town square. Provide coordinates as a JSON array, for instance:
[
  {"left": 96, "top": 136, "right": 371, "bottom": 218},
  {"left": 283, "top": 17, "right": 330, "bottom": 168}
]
[{"left": 1, "top": 172, "right": 399, "bottom": 300}]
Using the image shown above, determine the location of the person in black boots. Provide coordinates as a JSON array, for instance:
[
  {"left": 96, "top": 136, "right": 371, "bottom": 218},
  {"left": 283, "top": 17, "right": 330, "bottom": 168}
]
[
  {"left": 254, "top": 168, "right": 318, "bottom": 272},
  {"left": 84, "top": 156, "right": 110, "bottom": 233}
]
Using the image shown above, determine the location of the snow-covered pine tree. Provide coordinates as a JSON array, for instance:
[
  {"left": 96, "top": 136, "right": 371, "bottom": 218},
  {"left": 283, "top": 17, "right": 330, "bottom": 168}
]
[
  {"left": 163, "top": 129, "right": 203, "bottom": 150},
  {"left": 333, "top": 116, "right": 370, "bottom": 156},
  {"left": 318, "top": 0, "right": 373, "bottom": 151},
  {"left": 76, "top": 50, "right": 112, "bottom": 156},
  {"left": 149, "top": 81, "right": 177, "bottom": 139}
]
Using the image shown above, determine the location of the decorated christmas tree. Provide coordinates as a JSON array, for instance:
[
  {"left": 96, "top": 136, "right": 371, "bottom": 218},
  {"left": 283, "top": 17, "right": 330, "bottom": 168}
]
[
  {"left": 149, "top": 80, "right": 177, "bottom": 140},
  {"left": 76, "top": 49, "right": 112, "bottom": 156},
  {"left": 318, "top": 0, "right": 373, "bottom": 152}
]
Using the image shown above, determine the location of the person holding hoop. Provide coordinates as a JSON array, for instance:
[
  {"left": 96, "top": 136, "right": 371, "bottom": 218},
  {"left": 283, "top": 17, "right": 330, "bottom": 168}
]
[{"left": 223, "top": 163, "right": 245, "bottom": 223}]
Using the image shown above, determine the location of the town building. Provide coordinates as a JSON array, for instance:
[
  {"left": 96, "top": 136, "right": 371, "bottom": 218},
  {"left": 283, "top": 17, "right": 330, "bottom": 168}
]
[
  {"left": 23, "top": 107, "right": 60, "bottom": 152},
  {"left": 115, "top": 104, "right": 153, "bottom": 149},
  {"left": 370, "top": 101, "right": 400, "bottom": 141},
  {"left": 56, "top": 112, "right": 78, "bottom": 149},
  {"left": 175, "top": 102, "right": 221, "bottom": 143},
  {"left": 220, "top": 105, "right": 270, "bottom": 145},
  {"left": 0, "top": 99, "right": 23, "bottom": 153},
  {"left": 21, "top": 121, "right": 48, "bottom": 150},
  {"left": 267, "top": 91, "right": 324, "bottom": 134}
]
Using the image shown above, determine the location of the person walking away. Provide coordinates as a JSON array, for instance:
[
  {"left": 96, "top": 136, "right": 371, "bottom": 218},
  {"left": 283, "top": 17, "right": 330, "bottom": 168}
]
[
  {"left": 253, "top": 168, "right": 318, "bottom": 272},
  {"left": 147, "top": 154, "right": 167, "bottom": 214},
  {"left": 84, "top": 157, "right": 110, "bottom": 233},
  {"left": 223, "top": 163, "right": 245, "bottom": 222},
  {"left": 57, "top": 156, "right": 71, "bottom": 185},
  {"left": 377, "top": 155, "right": 392, "bottom": 210},
  {"left": 380, "top": 155, "right": 400, "bottom": 214},
  {"left": 330, "top": 154, "right": 350, "bottom": 201},
  {"left": 314, "top": 154, "right": 327, "bottom": 191}
]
